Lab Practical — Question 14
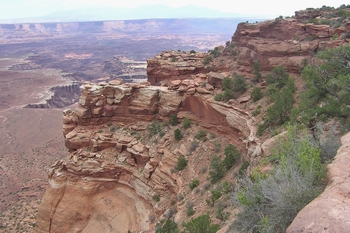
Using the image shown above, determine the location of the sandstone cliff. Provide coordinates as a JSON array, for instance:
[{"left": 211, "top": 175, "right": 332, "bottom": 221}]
[{"left": 35, "top": 78, "right": 257, "bottom": 232}]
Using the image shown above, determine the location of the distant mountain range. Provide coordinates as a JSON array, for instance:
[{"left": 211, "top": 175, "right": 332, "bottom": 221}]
[{"left": 0, "top": 5, "right": 270, "bottom": 23}]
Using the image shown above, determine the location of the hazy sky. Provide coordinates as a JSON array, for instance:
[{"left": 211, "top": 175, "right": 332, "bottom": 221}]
[{"left": 0, "top": 0, "right": 347, "bottom": 20}]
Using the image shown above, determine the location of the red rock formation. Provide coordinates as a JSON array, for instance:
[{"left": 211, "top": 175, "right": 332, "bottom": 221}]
[
  {"left": 147, "top": 50, "right": 219, "bottom": 85},
  {"left": 35, "top": 78, "right": 258, "bottom": 232},
  {"left": 231, "top": 17, "right": 347, "bottom": 74}
]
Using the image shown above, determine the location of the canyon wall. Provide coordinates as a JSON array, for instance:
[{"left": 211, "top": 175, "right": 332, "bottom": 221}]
[{"left": 35, "top": 78, "right": 257, "bottom": 233}]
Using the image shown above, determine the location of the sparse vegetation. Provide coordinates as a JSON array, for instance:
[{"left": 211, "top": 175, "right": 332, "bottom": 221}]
[
  {"left": 152, "top": 194, "right": 160, "bottom": 202},
  {"left": 170, "top": 114, "right": 179, "bottom": 126},
  {"left": 174, "top": 129, "right": 183, "bottom": 141},
  {"left": 195, "top": 129, "right": 207, "bottom": 141},
  {"left": 203, "top": 56, "right": 213, "bottom": 65},
  {"left": 183, "top": 117, "right": 191, "bottom": 129},
  {"left": 189, "top": 179, "right": 200, "bottom": 190},
  {"left": 175, "top": 156, "right": 188, "bottom": 171},
  {"left": 251, "top": 87, "right": 263, "bottom": 102},
  {"left": 182, "top": 214, "right": 220, "bottom": 233},
  {"left": 231, "top": 125, "right": 333, "bottom": 233}
]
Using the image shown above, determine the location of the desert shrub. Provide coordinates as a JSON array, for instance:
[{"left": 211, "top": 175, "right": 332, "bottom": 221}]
[
  {"left": 189, "top": 179, "right": 200, "bottom": 190},
  {"left": 209, "top": 156, "right": 226, "bottom": 184},
  {"left": 148, "top": 121, "right": 162, "bottom": 136},
  {"left": 169, "top": 114, "right": 179, "bottom": 126},
  {"left": 164, "top": 206, "right": 177, "bottom": 219},
  {"left": 252, "top": 105, "right": 261, "bottom": 116},
  {"left": 182, "top": 215, "right": 220, "bottom": 233},
  {"left": 211, "top": 190, "right": 222, "bottom": 203},
  {"left": 152, "top": 194, "right": 160, "bottom": 202},
  {"left": 266, "top": 66, "right": 289, "bottom": 89},
  {"left": 222, "top": 77, "right": 234, "bottom": 90},
  {"left": 174, "top": 129, "right": 183, "bottom": 141},
  {"left": 222, "top": 181, "right": 235, "bottom": 194},
  {"left": 251, "top": 87, "right": 263, "bottom": 102},
  {"left": 231, "top": 126, "right": 327, "bottom": 233},
  {"left": 232, "top": 74, "right": 247, "bottom": 93},
  {"left": 186, "top": 201, "right": 195, "bottom": 216},
  {"left": 214, "top": 92, "right": 224, "bottom": 101},
  {"left": 190, "top": 50, "right": 196, "bottom": 54},
  {"left": 253, "top": 61, "right": 262, "bottom": 82},
  {"left": 209, "top": 47, "right": 221, "bottom": 57},
  {"left": 175, "top": 156, "right": 187, "bottom": 171},
  {"left": 223, "top": 144, "right": 241, "bottom": 170},
  {"left": 190, "top": 140, "right": 199, "bottom": 152},
  {"left": 238, "top": 161, "right": 250, "bottom": 176},
  {"left": 195, "top": 129, "right": 207, "bottom": 141},
  {"left": 156, "top": 219, "right": 179, "bottom": 233},
  {"left": 183, "top": 117, "right": 191, "bottom": 129},
  {"left": 214, "top": 141, "right": 221, "bottom": 152},
  {"left": 215, "top": 203, "right": 230, "bottom": 221},
  {"left": 203, "top": 56, "right": 213, "bottom": 65}
]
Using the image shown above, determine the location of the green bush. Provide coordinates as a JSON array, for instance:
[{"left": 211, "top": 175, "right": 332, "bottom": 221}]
[
  {"left": 152, "top": 194, "right": 160, "bottom": 202},
  {"left": 189, "top": 179, "right": 200, "bottom": 190},
  {"left": 182, "top": 215, "right": 219, "bottom": 233},
  {"left": 148, "top": 121, "right": 162, "bottom": 136},
  {"left": 253, "top": 61, "right": 262, "bottom": 82},
  {"left": 174, "top": 129, "right": 183, "bottom": 141},
  {"left": 251, "top": 87, "right": 263, "bottom": 102},
  {"left": 232, "top": 74, "right": 247, "bottom": 93},
  {"left": 203, "top": 56, "right": 213, "bottom": 65},
  {"left": 156, "top": 219, "right": 179, "bottom": 233},
  {"left": 190, "top": 50, "right": 196, "bottom": 54},
  {"left": 222, "top": 77, "right": 234, "bottom": 90},
  {"left": 214, "top": 92, "right": 224, "bottom": 101},
  {"left": 223, "top": 144, "right": 241, "bottom": 170},
  {"left": 183, "top": 117, "right": 191, "bottom": 129},
  {"left": 175, "top": 156, "right": 188, "bottom": 171},
  {"left": 209, "top": 47, "right": 221, "bottom": 57},
  {"left": 266, "top": 66, "right": 289, "bottom": 89},
  {"left": 195, "top": 129, "right": 207, "bottom": 141},
  {"left": 209, "top": 156, "right": 226, "bottom": 184},
  {"left": 170, "top": 114, "right": 179, "bottom": 126}
]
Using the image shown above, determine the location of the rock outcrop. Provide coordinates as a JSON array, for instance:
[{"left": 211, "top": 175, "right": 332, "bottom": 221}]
[
  {"left": 231, "top": 15, "right": 348, "bottom": 74},
  {"left": 147, "top": 50, "right": 219, "bottom": 85},
  {"left": 35, "top": 77, "right": 258, "bottom": 232},
  {"left": 287, "top": 132, "right": 350, "bottom": 232}
]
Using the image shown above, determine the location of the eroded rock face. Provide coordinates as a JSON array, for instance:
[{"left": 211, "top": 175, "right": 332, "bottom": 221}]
[
  {"left": 286, "top": 132, "right": 350, "bottom": 233},
  {"left": 147, "top": 50, "right": 219, "bottom": 85},
  {"left": 231, "top": 17, "right": 347, "bottom": 74},
  {"left": 36, "top": 77, "right": 258, "bottom": 232}
]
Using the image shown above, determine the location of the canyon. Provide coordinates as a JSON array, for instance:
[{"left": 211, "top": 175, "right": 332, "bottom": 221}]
[{"left": 1, "top": 7, "right": 350, "bottom": 233}]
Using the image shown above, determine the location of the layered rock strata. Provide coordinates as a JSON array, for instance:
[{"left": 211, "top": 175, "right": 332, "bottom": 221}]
[
  {"left": 35, "top": 78, "right": 257, "bottom": 233},
  {"left": 231, "top": 15, "right": 349, "bottom": 74},
  {"left": 147, "top": 50, "right": 219, "bottom": 85}
]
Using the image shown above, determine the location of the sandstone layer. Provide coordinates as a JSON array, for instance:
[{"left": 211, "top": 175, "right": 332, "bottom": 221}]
[{"left": 35, "top": 78, "right": 257, "bottom": 232}]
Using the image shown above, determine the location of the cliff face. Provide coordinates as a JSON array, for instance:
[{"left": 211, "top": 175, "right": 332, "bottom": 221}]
[
  {"left": 35, "top": 78, "right": 257, "bottom": 232},
  {"left": 147, "top": 51, "right": 219, "bottom": 85},
  {"left": 231, "top": 14, "right": 349, "bottom": 74}
]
